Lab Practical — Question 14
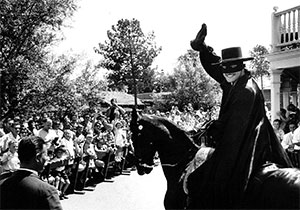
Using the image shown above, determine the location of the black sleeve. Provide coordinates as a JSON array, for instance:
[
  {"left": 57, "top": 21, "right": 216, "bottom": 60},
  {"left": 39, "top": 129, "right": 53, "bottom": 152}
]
[{"left": 199, "top": 45, "right": 225, "bottom": 84}]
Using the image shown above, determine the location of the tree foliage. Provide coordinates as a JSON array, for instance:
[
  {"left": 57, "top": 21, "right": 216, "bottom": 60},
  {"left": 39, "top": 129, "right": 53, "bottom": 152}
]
[
  {"left": 95, "top": 18, "right": 161, "bottom": 94},
  {"left": 153, "top": 70, "right": 177, "bottom": 93},
  {"left": 249, "top": 45, "right": 270, "bottom": 89},
  {"left": 0, "top": 0, "right": 77, "bottom": 119},
  {"left": 167, "top": 50, "right": 221, "bottom": 116},
  {"left": 73, "top": 61, "right": 107, "bottom": 112}
]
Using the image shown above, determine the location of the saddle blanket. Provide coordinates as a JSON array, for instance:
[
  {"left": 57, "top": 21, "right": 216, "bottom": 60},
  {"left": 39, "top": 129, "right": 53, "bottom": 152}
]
[{"left": 181, "top": 146, "right": 214, "bottom": 194}]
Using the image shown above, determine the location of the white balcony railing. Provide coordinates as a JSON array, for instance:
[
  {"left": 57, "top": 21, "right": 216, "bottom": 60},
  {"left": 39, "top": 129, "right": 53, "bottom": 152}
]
[{"left": 271, "top": 5, "right": 300, "bottom": 52}]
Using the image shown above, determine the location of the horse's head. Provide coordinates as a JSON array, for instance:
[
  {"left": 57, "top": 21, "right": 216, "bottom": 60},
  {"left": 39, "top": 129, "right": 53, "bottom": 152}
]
[{"left": 130, "top": 108, "right": 156, "bottom": 175}]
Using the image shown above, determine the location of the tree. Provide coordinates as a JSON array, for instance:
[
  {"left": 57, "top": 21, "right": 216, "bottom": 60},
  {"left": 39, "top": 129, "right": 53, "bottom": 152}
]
[
  {"left": 249, "top": 45, "right": 270, "bottom": 90},
  {"left": 153, "top": 69, "right": 177, "bottom": 93},
  {"left": 167, "top": 50, "right": 221, "bottom": 119},
  {"left": 0, "top": 0, "right": 77, "bottom": 119},
  {"left": 73, "top": 61, "right": 108, "bottom": 112},
  {"left": 11, "top": 54, "right": 80, "bottom": 118},
  {"left": 94, "top": 18, "right": 161, "bottom": 94}
]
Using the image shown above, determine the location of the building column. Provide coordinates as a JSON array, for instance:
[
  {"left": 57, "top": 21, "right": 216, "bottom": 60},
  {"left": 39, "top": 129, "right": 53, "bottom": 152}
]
[
  {"left": 270, "top": 69, "right": 283, "bottom": 122},
  {"left": 282, "top": 91, "right": 289, "bottom": 110}
]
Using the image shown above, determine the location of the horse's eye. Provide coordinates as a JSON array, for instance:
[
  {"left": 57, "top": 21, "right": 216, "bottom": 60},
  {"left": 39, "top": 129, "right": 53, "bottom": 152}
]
[{"left": 138, "top": 125, "right": 143, "bottom": 130}]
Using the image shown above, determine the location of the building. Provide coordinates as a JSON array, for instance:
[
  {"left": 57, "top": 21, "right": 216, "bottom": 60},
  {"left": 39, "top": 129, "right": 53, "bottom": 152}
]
[
  {"left": 97, "top": 91, "right": 144, "bottom": 111},
  {"left": 267, "top": 5, "right": 300, "bottom": 121},
  {"left": 137, "top": 92, "right": 172, "bottom": 106}
]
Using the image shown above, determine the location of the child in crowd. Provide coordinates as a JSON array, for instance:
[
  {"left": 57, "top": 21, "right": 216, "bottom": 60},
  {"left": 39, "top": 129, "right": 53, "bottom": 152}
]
[
  {"left": 50, "top": 145, "right": 70, "bottom": 200},
  {"left": 113, "top": 121, "right": 126, "bottom": 162}
]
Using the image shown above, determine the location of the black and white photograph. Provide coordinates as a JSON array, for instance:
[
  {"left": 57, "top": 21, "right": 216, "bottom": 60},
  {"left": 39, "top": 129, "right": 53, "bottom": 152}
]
[{"left": 0, "top": 0, "right": 300, "bottom": 209}]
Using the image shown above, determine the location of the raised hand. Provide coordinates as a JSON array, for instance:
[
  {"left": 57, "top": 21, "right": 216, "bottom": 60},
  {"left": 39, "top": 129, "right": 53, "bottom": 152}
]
[{"left": 190, "top": 23, "right": 207, "bottom": 51}]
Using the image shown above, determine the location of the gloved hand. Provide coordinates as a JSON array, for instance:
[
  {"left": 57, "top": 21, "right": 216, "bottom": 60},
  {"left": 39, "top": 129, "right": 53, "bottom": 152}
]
[{"left": 190, "top": 23, "right": 207, "bottom": 51}]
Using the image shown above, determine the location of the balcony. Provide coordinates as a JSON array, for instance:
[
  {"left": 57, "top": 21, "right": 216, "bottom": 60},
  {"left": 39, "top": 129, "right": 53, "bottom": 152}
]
[
  {"left": 267, "top": 5, "right": 300, "bottom": 121},
  {"left": 272, "top": 5, "right": 300, "bottom": 49},
  {"left": 269, "top": 5, "right": 300, "bottom": 68}
]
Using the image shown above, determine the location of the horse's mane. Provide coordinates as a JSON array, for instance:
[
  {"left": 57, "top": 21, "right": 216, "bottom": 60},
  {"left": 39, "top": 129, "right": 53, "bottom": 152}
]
[{"left": 140, "top": 114, "right": 198, "bottom": 148}]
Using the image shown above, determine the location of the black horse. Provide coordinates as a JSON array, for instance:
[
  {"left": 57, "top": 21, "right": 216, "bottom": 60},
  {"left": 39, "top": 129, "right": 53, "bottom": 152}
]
[{"left": 130, "top": 111, "right": 300, "bottom": 209}]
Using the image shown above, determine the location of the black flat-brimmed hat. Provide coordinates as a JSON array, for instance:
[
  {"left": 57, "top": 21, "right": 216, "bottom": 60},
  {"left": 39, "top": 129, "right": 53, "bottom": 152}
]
[{"left": 212, "top": 47, "right": 253, "bottom": 65}]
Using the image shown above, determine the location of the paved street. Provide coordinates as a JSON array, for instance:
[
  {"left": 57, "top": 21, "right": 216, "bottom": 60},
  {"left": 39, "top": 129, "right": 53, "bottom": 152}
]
[{"left": 61, "top": 165, "right": 167, "bottom": 210}]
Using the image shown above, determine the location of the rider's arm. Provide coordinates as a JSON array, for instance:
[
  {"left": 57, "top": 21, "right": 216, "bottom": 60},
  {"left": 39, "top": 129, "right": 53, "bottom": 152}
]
[{"left": 199, "top": 45, "right": 225, "bottom": 84}]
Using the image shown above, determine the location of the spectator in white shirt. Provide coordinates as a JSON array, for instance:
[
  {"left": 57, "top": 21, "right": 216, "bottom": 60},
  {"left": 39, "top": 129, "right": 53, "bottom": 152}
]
[
  {"left": 36, "top": 118, "right": 56, "bottom": 146},
  {"left": 281, "top": 121, "right": 297, "bottom": 150},
  {"left": 60, "top": 129, "right": 76, "bottom": 164}
]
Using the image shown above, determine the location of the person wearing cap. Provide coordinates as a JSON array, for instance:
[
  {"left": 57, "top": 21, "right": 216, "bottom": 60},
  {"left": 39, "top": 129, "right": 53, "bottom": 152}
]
[{"left": 187, "top": 24, "right": 292, "bottom": 209}]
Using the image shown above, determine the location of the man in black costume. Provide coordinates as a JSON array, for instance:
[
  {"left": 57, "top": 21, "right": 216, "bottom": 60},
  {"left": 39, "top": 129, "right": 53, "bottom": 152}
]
[{"left": 187, "top": 24, "right": 292, "bottom": 208}]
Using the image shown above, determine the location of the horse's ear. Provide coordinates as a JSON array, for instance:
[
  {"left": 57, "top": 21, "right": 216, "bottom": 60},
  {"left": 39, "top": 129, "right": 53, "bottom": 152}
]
[
  {"left": 130, "top": 108, "right": 140, "bottom": 130},
  {"left": 131, "top": 108, "right": 138, "bottom": 124}
]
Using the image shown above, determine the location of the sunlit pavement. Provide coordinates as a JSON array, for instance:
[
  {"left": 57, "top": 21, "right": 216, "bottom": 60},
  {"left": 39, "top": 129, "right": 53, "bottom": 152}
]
[{"left": 61, "top": 164, "right": 167, "bottom": 210}]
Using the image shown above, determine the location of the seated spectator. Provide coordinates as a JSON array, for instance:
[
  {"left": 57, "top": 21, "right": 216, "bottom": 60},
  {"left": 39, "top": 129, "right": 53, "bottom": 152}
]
[
  {"left": 272, "top": 119, "right": 285, "bottom": 142},
  {"left": 50, "top": 145, "right": 70, "bottom": 200},
  {"left": 0, "top": 140, "right": 20, "bottom": 173},
  {"left": 281, "top": 121, "right": 297, "bottom": 150},
  {"left": 0, "top": 136, "right": 62, "bottom": 210}
]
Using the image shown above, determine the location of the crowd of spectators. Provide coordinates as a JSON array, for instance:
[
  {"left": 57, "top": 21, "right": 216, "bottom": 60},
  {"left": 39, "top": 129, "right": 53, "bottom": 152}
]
[
  {"left": 0, "top": 98, "right": 134, "bottom": 200},
  {"left": 272, "top": 104, "right": 300, "bottom": 157},
  {"left": 143, "top": 103, "right": 212, "bottom": 134},
  {"left": 1, "top": 100, "right": 299, "bottom": 201}
]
